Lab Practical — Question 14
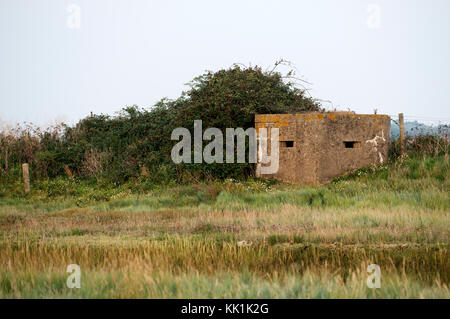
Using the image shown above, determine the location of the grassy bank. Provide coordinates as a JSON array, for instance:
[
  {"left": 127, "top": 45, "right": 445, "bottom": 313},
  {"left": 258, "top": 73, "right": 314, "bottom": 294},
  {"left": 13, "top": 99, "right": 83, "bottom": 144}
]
[{"left": 0, "top": 155, "right": 448, "bottom": 298}]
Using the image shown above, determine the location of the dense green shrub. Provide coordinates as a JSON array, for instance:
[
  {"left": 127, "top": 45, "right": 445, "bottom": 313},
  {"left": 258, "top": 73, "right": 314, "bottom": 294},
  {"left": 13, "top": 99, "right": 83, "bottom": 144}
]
[{"left": 0, "top": 64, "right": 321, "bottom": 183}]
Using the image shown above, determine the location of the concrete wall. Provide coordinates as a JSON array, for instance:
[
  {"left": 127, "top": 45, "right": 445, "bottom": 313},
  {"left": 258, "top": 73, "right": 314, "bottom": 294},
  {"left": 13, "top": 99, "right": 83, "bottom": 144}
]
[{"left": 255, "top": 112, "right": 390, "bottom": 184}]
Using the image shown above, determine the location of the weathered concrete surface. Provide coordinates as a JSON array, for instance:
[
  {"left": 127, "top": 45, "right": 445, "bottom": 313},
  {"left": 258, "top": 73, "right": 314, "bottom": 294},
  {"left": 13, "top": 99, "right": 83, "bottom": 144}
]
[{"left": 255, "top": 112, "right": 390, "bottom": 184}]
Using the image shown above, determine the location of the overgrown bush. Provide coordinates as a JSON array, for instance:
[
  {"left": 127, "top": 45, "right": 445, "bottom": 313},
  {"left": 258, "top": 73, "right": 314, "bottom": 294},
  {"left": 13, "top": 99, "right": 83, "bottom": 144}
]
[{"left": 0, "top": 63, "right": 321, "bottom": 183}]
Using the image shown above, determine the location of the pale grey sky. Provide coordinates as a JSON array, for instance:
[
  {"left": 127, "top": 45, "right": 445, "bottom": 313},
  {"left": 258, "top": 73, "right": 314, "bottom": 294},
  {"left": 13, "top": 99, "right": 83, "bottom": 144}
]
[{"left": 1, "top": 0, "right": 449, "bottom": 127}]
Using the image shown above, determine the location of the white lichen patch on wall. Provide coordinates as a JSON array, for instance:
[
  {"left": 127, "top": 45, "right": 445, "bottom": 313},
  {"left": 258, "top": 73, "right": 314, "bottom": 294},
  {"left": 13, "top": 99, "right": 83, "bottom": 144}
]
[{"left": 366, "top": 130, "right": 386, "bottom": 163}]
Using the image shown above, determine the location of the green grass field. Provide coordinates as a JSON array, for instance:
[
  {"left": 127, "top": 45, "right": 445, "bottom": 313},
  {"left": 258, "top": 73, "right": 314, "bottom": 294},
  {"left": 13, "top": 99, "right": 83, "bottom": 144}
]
[{"left": 0, "top": 155, "right": 448, "bottom": 298}]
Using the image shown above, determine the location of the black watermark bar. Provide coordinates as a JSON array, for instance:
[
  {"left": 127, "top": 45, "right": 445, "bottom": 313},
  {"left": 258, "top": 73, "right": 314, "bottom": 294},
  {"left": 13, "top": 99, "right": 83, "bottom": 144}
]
[{"left": 0, "top": 299, "right": 446, "bottom": 318}]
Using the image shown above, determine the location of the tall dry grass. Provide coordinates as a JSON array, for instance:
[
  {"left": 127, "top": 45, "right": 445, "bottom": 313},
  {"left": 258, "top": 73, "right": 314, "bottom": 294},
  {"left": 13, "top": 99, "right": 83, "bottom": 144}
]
[{"left": 0, "top": 154, "right": 448, "bottom": 298}]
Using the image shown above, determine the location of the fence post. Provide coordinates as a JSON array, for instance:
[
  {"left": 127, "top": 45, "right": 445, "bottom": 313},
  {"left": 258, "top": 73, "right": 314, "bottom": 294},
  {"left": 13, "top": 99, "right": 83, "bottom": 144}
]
[
  {"left": 22, "top": 163, "right": 30, "bottom": 193},
  {"left": 399, "top": 113, "right": 406, "bottom": 155},
  {"left": 63, "top": 165, "right": 74, "bottom": 179},
  {"left": 5, "top": 148, "right": 8, "bottom": 171}
]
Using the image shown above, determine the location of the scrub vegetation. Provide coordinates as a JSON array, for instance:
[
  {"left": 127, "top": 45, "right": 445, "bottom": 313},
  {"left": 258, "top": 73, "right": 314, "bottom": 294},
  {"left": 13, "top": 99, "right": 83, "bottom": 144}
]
[{"left": 0, "top": 63, "right": 320, "bottom": 183}]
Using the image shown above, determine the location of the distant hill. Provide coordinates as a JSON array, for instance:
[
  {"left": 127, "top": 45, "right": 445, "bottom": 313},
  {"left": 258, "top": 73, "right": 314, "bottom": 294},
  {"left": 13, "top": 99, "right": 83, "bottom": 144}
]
[{"left": 390, "top": 120, "right": 449, "bottom": 138}]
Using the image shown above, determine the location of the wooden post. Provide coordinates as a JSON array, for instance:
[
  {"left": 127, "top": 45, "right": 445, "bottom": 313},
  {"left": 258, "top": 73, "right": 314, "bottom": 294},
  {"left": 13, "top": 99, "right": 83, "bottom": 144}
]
[
  {"left": 63, "top": 165, "right": 74, "bottom": 179},
  {"left": 22, "top": 163, "right": 30, "bottom": 193},
  {"left": 5, "top": 148, "right": 8, "bottom": 171},
  {"left": 399, "top": 113, "right": 406, "bottom": 155}
]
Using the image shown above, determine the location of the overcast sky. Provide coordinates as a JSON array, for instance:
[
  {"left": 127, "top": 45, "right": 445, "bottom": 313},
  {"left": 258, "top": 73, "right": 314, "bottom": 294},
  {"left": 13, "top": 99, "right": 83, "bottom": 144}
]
[{"left": 1, "top": 0, "right": 449, "bottom": 127}]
